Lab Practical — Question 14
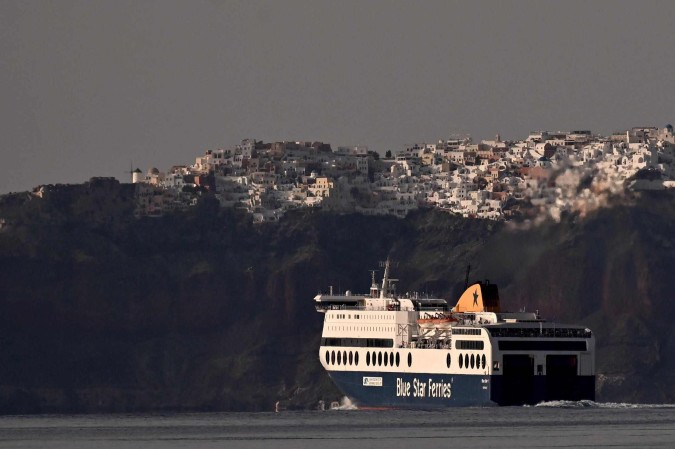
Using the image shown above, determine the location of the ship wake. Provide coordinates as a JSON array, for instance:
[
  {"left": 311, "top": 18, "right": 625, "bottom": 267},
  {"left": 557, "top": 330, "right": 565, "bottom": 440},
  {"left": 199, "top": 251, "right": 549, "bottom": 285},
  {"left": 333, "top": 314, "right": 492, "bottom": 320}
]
[
  {"left": 533, "top": 400, "right": 675, "bottom": 409},
  {"left": 330, "top": 396, "right": 358, "bottom": 410}
]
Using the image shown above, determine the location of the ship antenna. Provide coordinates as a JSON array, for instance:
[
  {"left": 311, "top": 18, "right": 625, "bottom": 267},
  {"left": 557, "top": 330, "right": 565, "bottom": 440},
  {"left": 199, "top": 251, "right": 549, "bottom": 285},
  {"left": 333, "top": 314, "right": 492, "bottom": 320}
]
[{"left": 464, "top": 264, "right": 471, "bottom": 289}]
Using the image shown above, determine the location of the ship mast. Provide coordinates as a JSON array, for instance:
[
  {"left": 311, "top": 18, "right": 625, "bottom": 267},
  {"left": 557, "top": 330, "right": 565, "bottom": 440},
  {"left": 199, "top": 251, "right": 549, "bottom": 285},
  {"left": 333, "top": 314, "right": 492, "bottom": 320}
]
[
  {"left": 369, "top": 270, "right": 379, "bottom": 298},
  {"left": 380, "top": 259, "right": 390, "bottom": 299}
]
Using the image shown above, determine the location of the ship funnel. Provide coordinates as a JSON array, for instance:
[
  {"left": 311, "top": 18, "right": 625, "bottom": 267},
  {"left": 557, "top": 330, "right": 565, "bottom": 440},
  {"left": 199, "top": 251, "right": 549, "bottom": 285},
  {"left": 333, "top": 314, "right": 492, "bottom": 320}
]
[{"left": 454, "top": 281, "right": 500, "bottom": 313}]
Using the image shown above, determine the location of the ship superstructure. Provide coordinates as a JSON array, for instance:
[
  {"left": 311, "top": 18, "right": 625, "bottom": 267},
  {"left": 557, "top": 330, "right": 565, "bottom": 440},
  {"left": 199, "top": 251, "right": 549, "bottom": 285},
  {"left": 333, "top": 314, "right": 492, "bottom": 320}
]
[{"left": 314, "top": 260, "right": 595, "bottom": 407}]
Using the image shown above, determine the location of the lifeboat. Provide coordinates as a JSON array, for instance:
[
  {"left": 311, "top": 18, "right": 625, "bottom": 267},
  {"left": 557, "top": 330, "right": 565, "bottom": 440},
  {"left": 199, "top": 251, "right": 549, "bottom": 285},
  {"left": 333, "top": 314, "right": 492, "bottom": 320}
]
[{"left": 417, "top": 313, "right": 458, "bottom": 330}]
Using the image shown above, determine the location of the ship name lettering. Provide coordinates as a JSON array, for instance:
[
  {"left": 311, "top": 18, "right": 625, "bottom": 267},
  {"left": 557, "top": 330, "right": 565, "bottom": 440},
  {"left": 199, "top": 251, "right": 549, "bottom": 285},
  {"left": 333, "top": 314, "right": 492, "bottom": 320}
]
[
  {"left": 428, "top": 378, "right": 452, "bottom": 399},
  {"left": 396, "top": 377, "right": 452, "bottom": 398},
  {"left": 396, "top": 378, "right": 411, "bottom": 397},
  {"left": 413, "top": 378, "right": 426, "bottom": 397}
]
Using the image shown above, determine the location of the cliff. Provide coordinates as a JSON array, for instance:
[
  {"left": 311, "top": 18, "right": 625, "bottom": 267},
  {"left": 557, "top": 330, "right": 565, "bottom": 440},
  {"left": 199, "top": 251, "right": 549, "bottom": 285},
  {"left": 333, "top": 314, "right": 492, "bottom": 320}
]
[{"left": 0, "top": 185, "right": 673, "bottom": 413}]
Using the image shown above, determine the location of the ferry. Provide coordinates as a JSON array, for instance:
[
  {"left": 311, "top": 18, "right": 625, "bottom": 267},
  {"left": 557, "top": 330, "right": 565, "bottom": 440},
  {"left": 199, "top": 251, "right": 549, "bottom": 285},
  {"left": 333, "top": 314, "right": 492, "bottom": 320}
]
[{"left": 314, "top": 261, "right": 595, "bottom": 407}]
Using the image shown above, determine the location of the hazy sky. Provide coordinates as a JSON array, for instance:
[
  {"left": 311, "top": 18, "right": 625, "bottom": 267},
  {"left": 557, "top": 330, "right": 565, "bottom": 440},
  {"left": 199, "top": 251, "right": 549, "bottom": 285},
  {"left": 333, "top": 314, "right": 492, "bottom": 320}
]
[{"left": 1, "top": 0, "right": 674, "bottom": 193}]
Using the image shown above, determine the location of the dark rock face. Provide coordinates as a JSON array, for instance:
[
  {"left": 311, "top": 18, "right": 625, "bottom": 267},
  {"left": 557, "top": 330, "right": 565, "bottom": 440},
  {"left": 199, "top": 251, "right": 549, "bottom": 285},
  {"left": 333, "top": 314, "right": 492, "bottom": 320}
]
[{"left": 0, "top": 186, "right": 673, "bottom": 413}]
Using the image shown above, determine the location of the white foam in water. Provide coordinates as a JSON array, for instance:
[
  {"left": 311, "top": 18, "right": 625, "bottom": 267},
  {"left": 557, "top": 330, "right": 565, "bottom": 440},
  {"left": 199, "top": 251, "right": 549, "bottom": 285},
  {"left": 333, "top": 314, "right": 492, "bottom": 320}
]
[
  {"left": 329, "top": 396, "right": 358, "bottom": 410},
  {"left": 533, "top": 400, "right": 675, "bottom": 409}
]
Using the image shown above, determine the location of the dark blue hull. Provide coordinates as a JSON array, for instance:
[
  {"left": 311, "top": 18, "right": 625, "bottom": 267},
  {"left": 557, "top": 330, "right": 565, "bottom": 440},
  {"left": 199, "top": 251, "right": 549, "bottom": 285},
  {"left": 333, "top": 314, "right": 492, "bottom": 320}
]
[
  {"left": 328, "top": 370, "right": 595, "bottom": 408},
  {"left": 490, "top": 373, "right": 595, "bottom": 405},
  {"left": 328, "top": 371, "right": 491, "bottom": 407}
]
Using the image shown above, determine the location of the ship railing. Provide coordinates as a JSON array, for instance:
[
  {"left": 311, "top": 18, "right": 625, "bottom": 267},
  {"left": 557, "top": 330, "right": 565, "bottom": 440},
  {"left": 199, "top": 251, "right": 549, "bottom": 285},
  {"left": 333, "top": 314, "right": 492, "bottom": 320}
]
[
  {"left": 485, "top": 327, "right": 593, "bottom": 338},
  {"left": 405, "top": 340, "right": 452, "bottom": 350},
  {"left": 315, "top": 305, "right": 406, "bottom": 312},
  {"left": 316, "top": 304, "right": 451, "bottom": 313}
]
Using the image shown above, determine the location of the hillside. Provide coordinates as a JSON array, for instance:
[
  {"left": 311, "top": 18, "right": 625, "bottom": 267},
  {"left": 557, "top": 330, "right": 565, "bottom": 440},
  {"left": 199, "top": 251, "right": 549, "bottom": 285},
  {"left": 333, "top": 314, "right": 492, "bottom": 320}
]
[{"left": 0, "top": 185, "right": 674, "bottom": 413}]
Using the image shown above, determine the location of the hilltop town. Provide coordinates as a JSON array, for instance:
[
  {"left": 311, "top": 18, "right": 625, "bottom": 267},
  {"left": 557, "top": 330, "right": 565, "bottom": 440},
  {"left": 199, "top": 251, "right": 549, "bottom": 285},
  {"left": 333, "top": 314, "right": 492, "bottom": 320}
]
[{"left": 33, "top": 125, "right": 675, "bottom": 223}]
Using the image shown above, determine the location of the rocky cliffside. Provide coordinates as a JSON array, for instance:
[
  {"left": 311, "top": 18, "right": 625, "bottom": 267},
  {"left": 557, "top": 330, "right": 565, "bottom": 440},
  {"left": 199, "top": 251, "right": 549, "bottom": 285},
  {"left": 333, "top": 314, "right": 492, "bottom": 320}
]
[{"left": 0, "top": 185, "right": 673, "bottom": 413}]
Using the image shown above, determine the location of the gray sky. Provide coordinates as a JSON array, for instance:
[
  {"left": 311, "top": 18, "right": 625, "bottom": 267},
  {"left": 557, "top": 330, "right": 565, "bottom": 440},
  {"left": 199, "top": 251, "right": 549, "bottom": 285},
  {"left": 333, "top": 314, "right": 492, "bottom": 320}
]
[{"left": 1, "top": 0, "right": 674, "bottom": 193}]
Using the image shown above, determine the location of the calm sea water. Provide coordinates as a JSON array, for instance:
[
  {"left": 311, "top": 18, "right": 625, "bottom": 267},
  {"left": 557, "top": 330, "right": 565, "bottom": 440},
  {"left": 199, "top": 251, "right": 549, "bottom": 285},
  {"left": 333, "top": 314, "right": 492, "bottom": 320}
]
[{"left": 1, "top": 401, "right": 674, "bottom": 449}]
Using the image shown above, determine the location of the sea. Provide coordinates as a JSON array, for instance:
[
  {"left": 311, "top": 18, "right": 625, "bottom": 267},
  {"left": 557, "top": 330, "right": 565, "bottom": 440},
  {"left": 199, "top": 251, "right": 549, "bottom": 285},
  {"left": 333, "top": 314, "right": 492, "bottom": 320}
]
[{"left": 1, "top": 400, "right": 675, "bottom": 449}]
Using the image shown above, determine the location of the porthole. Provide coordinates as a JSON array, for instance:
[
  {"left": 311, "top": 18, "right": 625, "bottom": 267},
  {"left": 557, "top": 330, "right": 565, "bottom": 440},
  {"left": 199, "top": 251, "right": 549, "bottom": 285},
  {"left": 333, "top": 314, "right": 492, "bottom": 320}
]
[
  {"left": 446, "top": 353, "right": 451, "bottom": 368},
  {"left": 459, "top": 353, "right": 464, "bottom": 369},
  {"left": 470, "top": 354, "right": 475, "bottom": 369},
  {"left": 355, "top": 352, "right": 360, "bottom": 366},
  {"left": 389, "top": 352, "right": 394, "bottom": 367},
  {"left": 464, "top": 354, "right": 469, "bottom": 369},
  {"left": 325, "top": 351, "right": 329, "bottom": 364},
  {"left": 331, "top": 351, "right": 336, "bottom": 365},
  {"left": 396, "top": 352, "right": 400, "bottom": 367},
  {"left": 349, "top": 351, "right": 353, "bottom": 365},
  {"left": 407, "top": 352, "right": 412, "bottom": 367},
  {"left": 343, "top": 351, "right": 347, "bottom": 365},
  {"left": 337, "top": 351, "right": 342, "bottom": 365},
  {"left": 378, "top": 352, "right": 383, "bottom": 366},
  {"left": 482, "top": 354, "right": 486, "bottom": 369},
  {"left": 384, "top": 352, "right": 388, "bottom": 366},
  {"left": 366, "top": 351, "right": 371, "bottom": 366}
]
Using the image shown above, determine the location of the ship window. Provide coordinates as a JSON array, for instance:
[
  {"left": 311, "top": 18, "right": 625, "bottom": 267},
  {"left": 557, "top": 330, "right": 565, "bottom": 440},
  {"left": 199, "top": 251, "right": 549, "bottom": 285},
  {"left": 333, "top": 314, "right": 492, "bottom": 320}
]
[
  {"left": 446, "top": 353, "right": 451, "bottom": 368},
  {"left": 378, "top": 352, "right": 383, "bottom": 366},
  {"left": 390, "top": 352, "right": 394, "bottom": 366},
  {"left": 349, "top": 351, "right": 353, "bottom": 365},
  {"left": 407, "top": 352, "right": 412, "bottom": 367},
  {"left": 331, "top": 351, "right": 336, "bottom": 365},
  {"left": 343, "top": 351, "right": 347, "bottom": 365},
  {"left": 366, "top": 351, "right": 371, "bottom": 366},
  {"left": 497, "top": 341, "right": 586, "bottom": 351},
  {"left": 482, "top": 354, "right": 486, "bottom": 369},
  {"left": 470, "top": 354, "right": 475, "bottom": 369},
  {"left": 337, "top": 351, "right": 342, "bottom": 365},
  {"left": 453, "top": 328, "right": 481, "bottom": 336},
  {"left": 464, "top": 354, "right": 469, "bottom": 368},
  {"left": 355, "top": 352, "right": 359, "bottom": 366},
  {"left": 455, "top": 340, "right": 485, "bottom": 350},
  {"left": 459, "top": 353, "right": 464, "bottom": 368},
  {"left": 325, "top": 351, "right": 329, "bottom": 364},
  {"left": 384, "top": 352, "right": 388, "bottom": 366},
  {"left": 320, "top": 337, "right": 393, "bottom": 348},
  {"left": 396, "top": 352, "right": 400, "bottom": 367}
]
